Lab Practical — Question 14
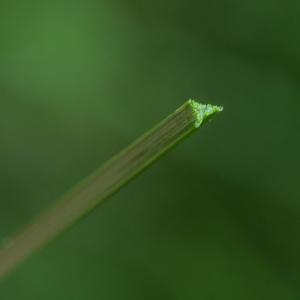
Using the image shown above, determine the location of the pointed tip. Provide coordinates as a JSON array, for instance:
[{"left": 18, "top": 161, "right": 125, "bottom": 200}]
[{"left": 187, "top": 99, "right": 223, "bottom": 128}]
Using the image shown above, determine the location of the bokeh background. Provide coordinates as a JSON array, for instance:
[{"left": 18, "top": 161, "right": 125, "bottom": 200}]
[{"left": 1, "top": 0, "right": 300, "bottom": 299}]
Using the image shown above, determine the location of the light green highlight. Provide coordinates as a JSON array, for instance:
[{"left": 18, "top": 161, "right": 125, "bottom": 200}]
[{"left": 188, "top": 99, "right": 223, "bottom": 128}]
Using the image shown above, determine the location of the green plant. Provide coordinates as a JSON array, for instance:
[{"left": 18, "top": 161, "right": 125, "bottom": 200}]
[{"left": 0, "top": 100, "right": 222, "bottom": 280}]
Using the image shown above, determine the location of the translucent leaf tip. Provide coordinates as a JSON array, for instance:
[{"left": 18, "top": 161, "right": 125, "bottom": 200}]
[{"left": 188, "top": 99, "right": 223, "bottom": 128}]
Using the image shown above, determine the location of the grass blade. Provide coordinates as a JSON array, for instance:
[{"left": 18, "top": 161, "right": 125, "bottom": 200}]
[{"left": 0, "top": 100, "right": 222, "bottom": 279}]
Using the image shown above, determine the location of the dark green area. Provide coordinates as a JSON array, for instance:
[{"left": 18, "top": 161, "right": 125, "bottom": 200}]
[{"left": 0, "top": 1, "right": 299, "bottom": 299}]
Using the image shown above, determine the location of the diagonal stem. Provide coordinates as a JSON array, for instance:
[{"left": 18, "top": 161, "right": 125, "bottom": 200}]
[{"left": 0, "top": 100, "right": 222, "bottom": 280}]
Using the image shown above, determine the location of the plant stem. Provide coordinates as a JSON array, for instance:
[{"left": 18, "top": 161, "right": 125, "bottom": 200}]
[{"left": 0, "top": 100, "right": 222, "bottom": 280}]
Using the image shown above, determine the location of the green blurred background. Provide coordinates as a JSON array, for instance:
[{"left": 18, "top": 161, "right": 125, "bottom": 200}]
[{"left": 1, "top": 0, "right": 300, "bottom": 299}]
